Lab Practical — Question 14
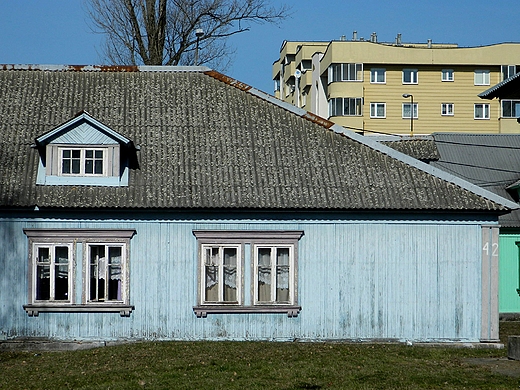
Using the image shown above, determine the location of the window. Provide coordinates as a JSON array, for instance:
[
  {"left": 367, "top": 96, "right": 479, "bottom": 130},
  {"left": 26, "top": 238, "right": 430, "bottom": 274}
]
[
  {"left": 441, "top": 69, "right": 454, "bottom": 81},
  {"left": 328, "top": 63, "right": 363, "bottom": 83},
  {"left": 201, "top": 245, "right": 241, "bottom": 304},
  {"left": 370, "top": 68, "right": 386, "bottom": 83},
  {"left": 23, "top": 229, "right": 135, "bottom": 317},
  {"left": 474, "top": 103, "right": 490, "bottom": 119},
  {"left": 88, "top": 244, "right": 126, "bottom": 303},
  {"left": 370, "top": 103, "right": 386, "bottom": 118},
  {"left": 441, "top": 103, "right": 454, "bottom": 116},
  {"left": 402, "top": 69, "right": 418, "bottom": 84},
  {"left": 329, "top": 97, "right": 362, "bottom": 117},
  {"left": 474, "top": 70, "right": 490, "bottom": 85},
  {"left": 61, "top": 148, "right": 104, "bottom": 176},
  {"left": 33, "top": 244, "right": 73, "bottom": 302},
  {"left": 255, "top": 245, "right": 294, "bottom": 304},
  {"left": 502, "top": 100, "right": 520, "bottom": 118},
  {"left": 402, "top": 103, "right": 418, "bottom": 119},
  {"left": 192, "top": 230, "right": 303, "bottom": 318},
  {"left": 502, "top": 65, "right": 518, "bottom": 81}
]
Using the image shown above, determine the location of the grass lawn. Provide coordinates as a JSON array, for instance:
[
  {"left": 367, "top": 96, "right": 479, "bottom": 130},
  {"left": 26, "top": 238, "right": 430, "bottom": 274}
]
[{"left": 2, "top": 323, "right": 520, "bottom": 389}]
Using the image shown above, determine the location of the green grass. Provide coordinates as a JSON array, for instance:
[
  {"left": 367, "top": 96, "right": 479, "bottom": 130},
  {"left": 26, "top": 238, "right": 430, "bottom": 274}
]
[{"left": 2, "top": 323, "right": 520, "bottom": 389}]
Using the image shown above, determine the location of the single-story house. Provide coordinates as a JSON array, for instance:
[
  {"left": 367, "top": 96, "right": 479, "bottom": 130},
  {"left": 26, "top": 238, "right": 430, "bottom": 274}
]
[{"left": 0, "top": 65, "right": 516, "bottom": 345}]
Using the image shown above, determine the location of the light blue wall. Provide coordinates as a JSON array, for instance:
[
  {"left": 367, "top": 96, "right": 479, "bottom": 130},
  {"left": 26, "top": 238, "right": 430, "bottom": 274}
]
[{"left": 0, "top": 212, "right": 488, "bottom": 342}]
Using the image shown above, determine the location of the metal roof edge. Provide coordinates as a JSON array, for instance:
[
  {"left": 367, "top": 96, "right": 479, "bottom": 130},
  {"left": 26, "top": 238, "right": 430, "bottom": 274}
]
[
  {"left": 328, "top": 124, "right": 519, "bottom": 210},
  {"left": 0, "top": 64, "right": 210, "bottom": 73},
  {"left": 479, "top": 72, "right": 520, "bottom": 98}
]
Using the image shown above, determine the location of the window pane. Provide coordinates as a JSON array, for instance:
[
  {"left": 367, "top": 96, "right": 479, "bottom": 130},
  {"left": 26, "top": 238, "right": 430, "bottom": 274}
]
[
  {"left": 85, "top": 159, "right": 93, "bottom": 174},
  {"left": 223, "top": 248, "right": 237, "bottom": 302},
  {"left": 276, "top": 248, "right": 290, "bottom": 302},
  {"left": 71, "top": 158, "right": 80, "bottom": 174},
  {"left": 108, "top": 247, "right": 122, "bottom": 301},
  {"left": 85, "top": 150, "right": 93, "bottom": 158},
  {"left": 377, "top": 104, "right": 385, "bottom": 117},
  {"left": 36, "top": 265, "right": 50, "bottom": 300},
  {"left": 258, "top": 248, "right": 272, "bottom": 302},
  {"left": 205, "top": 247, "right": 219, "bottom": 302}
]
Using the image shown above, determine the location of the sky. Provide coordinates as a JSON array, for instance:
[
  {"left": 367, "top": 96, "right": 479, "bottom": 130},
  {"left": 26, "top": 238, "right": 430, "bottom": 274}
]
[{"left": 0, "top": 0, "right": 518, "bottom": 94}]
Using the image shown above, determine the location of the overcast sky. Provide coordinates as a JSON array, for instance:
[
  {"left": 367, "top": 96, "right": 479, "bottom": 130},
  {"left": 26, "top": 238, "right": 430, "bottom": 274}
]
[{"left": 0, "top": 0, "right": 517, "bottom": 93}]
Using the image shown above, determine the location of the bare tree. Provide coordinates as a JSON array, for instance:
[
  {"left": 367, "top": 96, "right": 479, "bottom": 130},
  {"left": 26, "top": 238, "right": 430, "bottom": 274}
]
[{"left": 85, "top": 0, "right": 289, "bottom": 69}]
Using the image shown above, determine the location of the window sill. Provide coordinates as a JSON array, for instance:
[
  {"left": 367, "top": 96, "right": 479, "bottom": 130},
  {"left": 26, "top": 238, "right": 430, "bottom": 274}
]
[
  {"left": 23, "top": 304, "right": 134, "bottom": 317},
  {"left": 193, "top": 305, "right": 301, "bottom": 318}
]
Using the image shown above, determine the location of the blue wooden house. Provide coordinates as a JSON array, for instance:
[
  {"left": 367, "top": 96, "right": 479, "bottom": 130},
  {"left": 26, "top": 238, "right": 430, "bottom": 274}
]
[{"left": 0, "top": 65, "right": 516, "bottom": 345}]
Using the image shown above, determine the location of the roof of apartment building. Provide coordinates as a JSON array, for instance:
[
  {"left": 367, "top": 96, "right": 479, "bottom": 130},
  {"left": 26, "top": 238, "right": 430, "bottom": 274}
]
[{"left": 0, "top": 65, "right": 515, "bottom": 212}]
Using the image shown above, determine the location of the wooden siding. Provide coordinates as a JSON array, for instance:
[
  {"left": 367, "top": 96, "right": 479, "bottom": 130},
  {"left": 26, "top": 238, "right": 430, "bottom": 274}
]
[{"left": 0, "top": 214, "right": 488, "bottom": 342}]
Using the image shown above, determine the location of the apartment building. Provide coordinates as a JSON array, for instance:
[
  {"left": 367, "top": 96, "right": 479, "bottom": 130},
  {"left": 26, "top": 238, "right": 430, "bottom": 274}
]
[{"left": 272, "top": 35, "right": 520, "bottom": 135}]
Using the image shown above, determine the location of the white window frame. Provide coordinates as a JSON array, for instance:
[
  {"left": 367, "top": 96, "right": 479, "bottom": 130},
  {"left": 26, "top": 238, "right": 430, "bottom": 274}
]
[
  {"left": 200, "top": 244, "right": 242, "bottom": 305},
  {"left": 23, "top": 229, "right": 135, "bottom": 317},
  {"left": 329, "top": 97, "right": 363, "bottom": 117},
  {"left": 192, "top": 230, "right": 303, "bottom": 318},
  {"left": 328, "top": 63, "right": 363, "bottom": 83},
  {"left": 370, "top": 68, "right": 386, "bottom": 84},
  {"left": 441, "top": 69, "right": 454, "bottom": 82},
  {"left": 502, "top": 100, "right": 520, "bottom": 118},
  {"left": 474, "top": 103, "right": 490, "bottom": 120},
  {"left": 474, "top": 70, "right": 490, "bottom": 86},
  {"left": 502, "top": 65, "right": 517, "bottom": 81},
  {"left": 402, "top": 103, "right": 418, "bottom": 119},
  {"left": 402, "top": 69, "right": 418, "bottom": 84},
  {"left": 86, "top": 242, "right": 128, "bottom": 304},
  {"left": 31, "top": 243, "right": 74, "bottom": 303},
  {"left": 59, "top": 147, "right": 107, "bottom": 177},
  {"left": 441, "top": 103, "right": 454, "bottom": 116},
  {"left": 370, "top": 103, "right": 386, "bottom": 118},
  {"left": 253, "top": 244, "right": 295, "bottom": 305}
]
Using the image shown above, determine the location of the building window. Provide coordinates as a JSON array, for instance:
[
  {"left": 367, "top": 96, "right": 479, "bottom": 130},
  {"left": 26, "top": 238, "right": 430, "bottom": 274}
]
[
  {"left": 370, "top": 68, "right": 386, "bottom": 83},
  {"left": 255, "top": 245, "right": 294, "bottom": 304},
  {"left": 502, "top": 65, "right": 518, "bottom": 81},
  {"left": 23, "top": 229, "right": 135, "bottom": 317},
  {"left": 474, "top": 70, "right": 490, "bottom": 86},
  {"left": 88, "top": 244, "right": 127, "bottom": 303},
  {"left": 402, "top": 103, "right": 418, "bottom": 119},
  {"left": 192, "top": 230, "right": 304, "bottom": 317},
  {"left": 328, "top": 63, "right": 363, "bottom": 83},
  {"left": 370, "top": 103, "right": 386, "bottom": 118},
  {"left": 61, "top": 148, "right": 105, "bottom": 176},
  {"left": 33, "top": 244, "right": 73, "bottom": 302},
  {"left": 502, "top": 100, "right": 520, "bottom": 118},
  {"left": 329, "top": 97, "right": 363, "bottom": 117},
  {"left": 402, "top": 69, "right": 418, "bottom": 84},
  {"left": 201, "top": 244, "right": 241, "bottom": 304},
  {"left": 441, "top": 69, "right": 454, "bottom": 82},
  {"left": 474, "top": 104, "right": 490, "bottom": 119},
  {"left": 441, "top": 103, "right": 454, "bottom": 116}
]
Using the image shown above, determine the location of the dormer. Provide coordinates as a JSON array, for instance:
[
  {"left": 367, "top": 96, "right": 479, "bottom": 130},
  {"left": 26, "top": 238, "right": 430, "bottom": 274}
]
[{"left": 35, "top": 112, "right": 136, "bottom": 186}]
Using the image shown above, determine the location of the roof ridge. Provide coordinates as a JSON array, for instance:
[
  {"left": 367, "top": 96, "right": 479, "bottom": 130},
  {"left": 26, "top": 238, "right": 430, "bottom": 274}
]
[{"left": 0, "top": 64, "right": 210, "bottom": 72}]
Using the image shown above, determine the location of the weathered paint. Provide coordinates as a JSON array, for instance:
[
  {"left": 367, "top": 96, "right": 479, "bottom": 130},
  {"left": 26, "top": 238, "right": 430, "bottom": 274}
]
[{"left": 0, "top": 212, "right": 492, "bottom": 343}]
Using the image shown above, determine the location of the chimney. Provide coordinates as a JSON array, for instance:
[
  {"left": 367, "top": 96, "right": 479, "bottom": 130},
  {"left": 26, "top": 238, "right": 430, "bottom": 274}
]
[
  {"left": 396, "top": 33, "right": 402, "bottom": 45},
  {"left": 427, "top": 39, "right": 432, "bottom": 48},
  {"left": 370, "top": 32, "right": 378, "bottom": 43},
  {"left": 352, "top": 31, "right": 357, "bottom": 41},
  {"left": 340, "top": 35, "right": 346, "bottom": 41}
]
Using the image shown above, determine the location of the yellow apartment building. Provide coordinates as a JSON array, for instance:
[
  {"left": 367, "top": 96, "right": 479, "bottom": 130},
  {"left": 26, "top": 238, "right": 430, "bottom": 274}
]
[{"left": 272, "top": 36, "right": 520, "bottom": 135}]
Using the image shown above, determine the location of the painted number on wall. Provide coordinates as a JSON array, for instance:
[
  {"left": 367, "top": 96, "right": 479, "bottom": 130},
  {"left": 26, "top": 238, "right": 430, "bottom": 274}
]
[{"left": 482, "top": 242, "right": 498, "bottom": 257}]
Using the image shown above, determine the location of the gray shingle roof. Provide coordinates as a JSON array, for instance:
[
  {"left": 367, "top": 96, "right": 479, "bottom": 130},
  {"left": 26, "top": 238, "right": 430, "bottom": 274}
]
[
  {"left": 0, "top": 66, "right": 514, "bottom": 212},
  {"left": 479, "top": 72, "right": 520, "bottom": 99},
  {"left": 381, "top": 138, "right": 440, "bottom": 162},
  {"left": 429, "top": 133, "right": 520, "bottom": 226}
]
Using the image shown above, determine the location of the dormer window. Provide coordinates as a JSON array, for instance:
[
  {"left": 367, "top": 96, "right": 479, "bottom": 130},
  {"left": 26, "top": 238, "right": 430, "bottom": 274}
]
[
  {"left": 34, "top": 112, "right": 136, "bottom": 187},
  {"left": 60, "top": 148, "right": 104, "bottom": 176}
]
